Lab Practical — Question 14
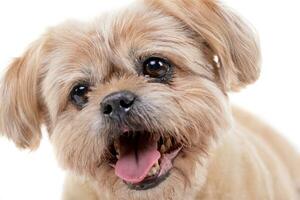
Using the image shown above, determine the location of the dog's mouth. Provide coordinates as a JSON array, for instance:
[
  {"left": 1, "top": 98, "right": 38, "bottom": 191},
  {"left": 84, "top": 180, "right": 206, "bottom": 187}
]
[{"left": 108, "top": 131, "right": 182, "bottom": 190}]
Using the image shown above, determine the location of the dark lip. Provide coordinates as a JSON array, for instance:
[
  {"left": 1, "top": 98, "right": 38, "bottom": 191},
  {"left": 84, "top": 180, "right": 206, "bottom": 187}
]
[{"left": 125, "top": 172, "right": 170, "bottom": 190}]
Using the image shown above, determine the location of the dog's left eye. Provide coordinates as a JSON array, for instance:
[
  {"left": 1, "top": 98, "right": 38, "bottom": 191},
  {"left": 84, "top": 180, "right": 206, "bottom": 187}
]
[
  {"left": 143, "top": 57, "right": 171, "bottom": 78},
  {"left": 70, "top": 84, "right": 89, "bottom": 108}
]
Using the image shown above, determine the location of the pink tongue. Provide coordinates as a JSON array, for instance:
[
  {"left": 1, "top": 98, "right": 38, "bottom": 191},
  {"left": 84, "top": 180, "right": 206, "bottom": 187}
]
[{"left": 115, "top": 136, "right": 161, "bottom": 184}]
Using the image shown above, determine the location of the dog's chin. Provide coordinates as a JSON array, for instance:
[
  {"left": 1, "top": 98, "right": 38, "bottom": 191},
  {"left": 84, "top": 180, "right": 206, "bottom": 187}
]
[{"left": 105, "top": 130, "right": 183, "bottom": 191}]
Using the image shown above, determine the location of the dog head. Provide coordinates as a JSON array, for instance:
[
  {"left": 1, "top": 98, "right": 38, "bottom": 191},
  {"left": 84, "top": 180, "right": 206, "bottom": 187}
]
[{"left": 0, "top": 0, "right": 260, "bottom": 199}]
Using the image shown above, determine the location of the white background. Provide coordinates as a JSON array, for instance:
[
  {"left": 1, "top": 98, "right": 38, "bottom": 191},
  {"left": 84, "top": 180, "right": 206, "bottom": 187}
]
[{"left": 0, "top": 0, "right": 299, "bottom": 199}]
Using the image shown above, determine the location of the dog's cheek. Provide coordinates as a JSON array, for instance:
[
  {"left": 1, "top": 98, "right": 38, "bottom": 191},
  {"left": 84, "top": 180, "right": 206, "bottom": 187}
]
[
  {"left": 138, "top": 77, "right": 231, "bottom": 145},
  {"left": 50, "top": 109, "right": 106, "bottom": 176},
  {"left": 136, "top": 78, "right": 228, "bottom": 196}
]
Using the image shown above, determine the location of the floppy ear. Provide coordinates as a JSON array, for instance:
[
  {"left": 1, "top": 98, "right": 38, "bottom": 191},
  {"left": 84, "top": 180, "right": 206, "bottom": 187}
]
[
  {"left": 0, "top": 39, "right": 47, "bottom": 150},
  {"left": 145, "top": 0, "right": 261, "bottom": 91}
]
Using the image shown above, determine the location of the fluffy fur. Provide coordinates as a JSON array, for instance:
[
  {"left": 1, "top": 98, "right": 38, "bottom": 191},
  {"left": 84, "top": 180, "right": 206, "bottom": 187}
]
[{"left": 0, "top": 0, "right": 299, "bottom": 199}]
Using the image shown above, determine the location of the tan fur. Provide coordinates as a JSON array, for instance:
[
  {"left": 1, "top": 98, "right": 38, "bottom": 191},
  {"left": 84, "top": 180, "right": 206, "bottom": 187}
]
[
  {"left": 0, "top": 38, "right": 47, "bottom": 149},
  {"left": 197, "top": 107, "right": 300, "bottom": 199},
  {"left": 62, "top": 174, "right": 98, "bottom": 200},
  {"left": 0, "top": 0, "right": 299, "bottom": 199}
]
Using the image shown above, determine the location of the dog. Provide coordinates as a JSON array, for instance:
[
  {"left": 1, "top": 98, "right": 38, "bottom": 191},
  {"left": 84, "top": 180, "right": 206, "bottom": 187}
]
[{"left": 0, "top": 0, "right": 299, "bottom": 199}]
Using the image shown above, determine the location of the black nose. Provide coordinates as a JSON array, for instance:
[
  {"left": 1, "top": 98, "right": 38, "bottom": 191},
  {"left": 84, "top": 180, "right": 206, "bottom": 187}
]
[{"left": 101, "top": 91, "right": 136, "bottom": 119}]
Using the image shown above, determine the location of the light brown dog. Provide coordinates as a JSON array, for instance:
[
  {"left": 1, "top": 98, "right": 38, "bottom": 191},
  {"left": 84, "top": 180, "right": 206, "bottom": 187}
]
[{"left": 1, "top": 0, "right": 299, "bottom": 199}]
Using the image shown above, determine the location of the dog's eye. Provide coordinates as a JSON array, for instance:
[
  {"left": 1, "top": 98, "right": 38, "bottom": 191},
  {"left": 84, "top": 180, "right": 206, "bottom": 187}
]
[
  {"left": 143, "top": 57, "right": 170, "bottom": 78},
  {"left": 70, "top": 84, "right": 89, "bottom": 108}
]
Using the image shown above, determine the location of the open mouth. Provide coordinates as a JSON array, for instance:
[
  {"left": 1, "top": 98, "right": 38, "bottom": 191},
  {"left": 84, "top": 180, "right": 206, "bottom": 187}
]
[{"left": 108, "top": 131, "right": 182, "bottom": 190}]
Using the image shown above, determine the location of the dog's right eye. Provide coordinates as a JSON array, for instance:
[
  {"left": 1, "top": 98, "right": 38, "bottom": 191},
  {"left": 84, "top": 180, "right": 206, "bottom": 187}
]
[{"left": 70, "top": 84, "right": 89, "bottom": 108}]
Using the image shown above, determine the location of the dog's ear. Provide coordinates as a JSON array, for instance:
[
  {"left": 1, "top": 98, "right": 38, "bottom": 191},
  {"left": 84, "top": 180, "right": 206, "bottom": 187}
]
[
  {"left": 145, "top": 0, "right": 261, "bottom": 91},
  {"left": 0, "top": 38, "right": 48, "bottom": 150}
]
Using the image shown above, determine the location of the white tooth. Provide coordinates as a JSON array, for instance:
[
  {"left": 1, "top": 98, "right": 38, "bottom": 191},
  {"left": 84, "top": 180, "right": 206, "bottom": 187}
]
[
  {"left": 148, "top": 167, "right": 153, "bottom": 176},
  {"left": 147, "top": 162, "right": 161, "bottom": 177},
  {"left": 150, "top": 166, "right": 154, "bottom": 172},
  {"left": 116, "top": 148, "right": 120, "bottom": 155},
  {"left": 151, "top": 169, "right": 155, "bottom": 175},
  {"left": 150, "top": 167, "right": 156, "bottom": 176},
  {"left": 147, "top": 171, "right": 152, "bottom": 176},
  {"left": 151, "top": 168, "right": 156, "bottom": 175},
  {"left": 153, "top": 165, "right": 159, "bottom": 173},
  {"left": 166, "top": 138, "right": 172, "bottom": 149},
  {"left": 160, "top": 145, "right": 166, "bottom": 153}
]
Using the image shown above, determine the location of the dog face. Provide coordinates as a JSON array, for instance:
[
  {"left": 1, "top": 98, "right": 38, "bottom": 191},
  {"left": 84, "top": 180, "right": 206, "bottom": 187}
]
[{"left": 0, "top": 0, "right": 260, "bottom": 199}]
